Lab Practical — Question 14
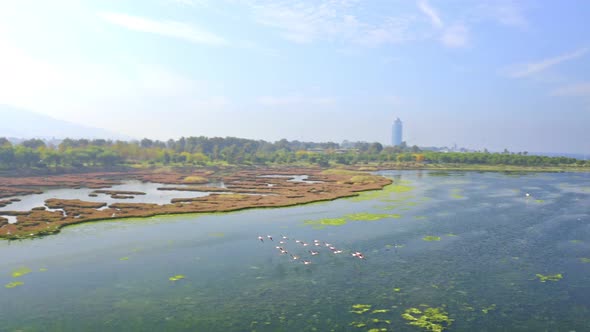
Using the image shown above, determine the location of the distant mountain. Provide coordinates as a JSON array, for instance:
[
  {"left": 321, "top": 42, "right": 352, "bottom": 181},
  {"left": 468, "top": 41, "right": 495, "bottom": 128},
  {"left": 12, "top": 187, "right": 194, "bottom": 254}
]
[{"left": 0, "top": 105, "right": 132, "bottom": 140}]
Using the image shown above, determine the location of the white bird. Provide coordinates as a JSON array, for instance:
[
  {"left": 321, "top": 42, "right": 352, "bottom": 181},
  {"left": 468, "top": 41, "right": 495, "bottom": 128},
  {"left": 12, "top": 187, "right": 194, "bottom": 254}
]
[
  {"left": 310, "top": 250, "right": 319, "bottom": 256},
  {"left": 352, "top": 251, "right": 365, "bottom": 259},
  {"left": 302, "top": 260, "right": 312, "bottom": 265},
  {"left": 258, "top": 236, "right": 264, "bottom": 242},
  {"left": 525, "top": 193, "right": 531, "bottom": 197},
  {"left": 267, "top": 235, "right": 273, "bottom": 241}
]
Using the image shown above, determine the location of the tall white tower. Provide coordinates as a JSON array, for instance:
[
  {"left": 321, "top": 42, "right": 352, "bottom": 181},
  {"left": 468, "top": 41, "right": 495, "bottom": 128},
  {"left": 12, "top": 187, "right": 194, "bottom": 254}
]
[{"left": 392, "top": 118, "right": 403, "bottom": 146}]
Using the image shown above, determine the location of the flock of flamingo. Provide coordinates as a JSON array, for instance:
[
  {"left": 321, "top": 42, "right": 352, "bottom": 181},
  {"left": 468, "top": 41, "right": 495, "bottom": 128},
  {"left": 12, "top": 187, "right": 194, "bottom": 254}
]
[{"left": 257, "top": 234, "right": 365, "bottom": 265}]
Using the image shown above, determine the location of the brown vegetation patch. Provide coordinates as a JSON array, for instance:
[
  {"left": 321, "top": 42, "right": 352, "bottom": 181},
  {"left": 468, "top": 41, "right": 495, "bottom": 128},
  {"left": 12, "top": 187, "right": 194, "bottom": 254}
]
[
  {"left": 0, "top": 167, "right": 391, "bottom": 239},
  {"left": 0, "top": 200, "right": 13, "bottom": 208},
  {"left": 45, "top": 199, "right": 107, "bottom": 209},
  {"left": 110, "top": 194, "right": 135, "bottom": 199}
]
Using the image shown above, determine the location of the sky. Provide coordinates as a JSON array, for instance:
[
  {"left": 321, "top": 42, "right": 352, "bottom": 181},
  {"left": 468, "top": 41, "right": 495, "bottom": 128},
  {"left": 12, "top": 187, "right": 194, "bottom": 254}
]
[{"left": 0, "top": 0, "right": 589, "bottom": 154}]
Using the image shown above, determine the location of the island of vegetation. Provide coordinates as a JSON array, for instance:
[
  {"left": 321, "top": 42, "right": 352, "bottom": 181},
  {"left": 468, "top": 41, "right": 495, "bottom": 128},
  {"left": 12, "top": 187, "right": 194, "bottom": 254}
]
[{"left": 0, "top": 167, "right": 391, "bottom": 240}]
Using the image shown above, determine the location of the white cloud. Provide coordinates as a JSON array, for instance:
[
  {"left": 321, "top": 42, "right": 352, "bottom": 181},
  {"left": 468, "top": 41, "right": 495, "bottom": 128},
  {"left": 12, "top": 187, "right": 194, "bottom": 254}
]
[
  {"left": 98, "top": 12, "right": 227, "bottom": 46},
  {"left": 506, "top": 47, "right": 588, "bottom": 78},
  {"left": 257, "top": 95, "right": 336, "bottom": 107},
  {"left": 247, "top": 1, "right": 416, "bottom": 46},
  {"left": 417, "top": 0, "right": 443, "bottom": 28},
  {"left": 551, "top": 83, "right": 590, "bottom": 97},
  {"left": 478, "top": 1, "right": 528, "bottom": 27},
  {"left": 416, "top": 1, "right": 469, "bottom": 48},
  {"left": 440, "top": 23, "right": 469, "bottom": 48}
]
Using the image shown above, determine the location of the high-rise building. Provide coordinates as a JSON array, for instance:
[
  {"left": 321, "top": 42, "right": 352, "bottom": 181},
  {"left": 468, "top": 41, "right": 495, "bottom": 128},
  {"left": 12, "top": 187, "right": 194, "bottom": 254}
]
[{"left": 392, "top": 118, "right": 403, "bottom": 146}]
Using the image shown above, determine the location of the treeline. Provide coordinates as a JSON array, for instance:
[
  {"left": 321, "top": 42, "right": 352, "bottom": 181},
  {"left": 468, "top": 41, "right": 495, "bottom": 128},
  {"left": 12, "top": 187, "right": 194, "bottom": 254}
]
[{"left": 0, "top": 136, "right": 587, "bottom": 170}]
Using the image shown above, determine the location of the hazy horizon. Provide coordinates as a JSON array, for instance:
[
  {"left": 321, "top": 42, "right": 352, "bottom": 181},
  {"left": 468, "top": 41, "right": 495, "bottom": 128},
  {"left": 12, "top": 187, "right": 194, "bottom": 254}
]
[{"left": 1, "top": 1, "right": 589, "bottom": 154}]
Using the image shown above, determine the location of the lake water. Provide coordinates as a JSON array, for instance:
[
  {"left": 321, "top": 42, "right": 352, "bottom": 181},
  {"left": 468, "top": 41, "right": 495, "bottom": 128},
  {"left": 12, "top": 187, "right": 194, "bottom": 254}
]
[{"left": 1, "top": 170, "right": 589, "bottom": 331}]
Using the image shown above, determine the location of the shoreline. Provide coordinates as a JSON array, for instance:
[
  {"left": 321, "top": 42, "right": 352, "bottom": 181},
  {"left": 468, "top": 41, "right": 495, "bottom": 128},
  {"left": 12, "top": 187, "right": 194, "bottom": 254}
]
[{"left": 1, "top": 164, "right": 587, "bottom": 240}]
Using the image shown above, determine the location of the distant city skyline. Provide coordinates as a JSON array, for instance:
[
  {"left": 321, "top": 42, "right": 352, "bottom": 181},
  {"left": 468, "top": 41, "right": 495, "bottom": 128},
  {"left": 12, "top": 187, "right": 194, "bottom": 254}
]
[{"left": 0, "top": 1, "right": 589, "bottom": 154}]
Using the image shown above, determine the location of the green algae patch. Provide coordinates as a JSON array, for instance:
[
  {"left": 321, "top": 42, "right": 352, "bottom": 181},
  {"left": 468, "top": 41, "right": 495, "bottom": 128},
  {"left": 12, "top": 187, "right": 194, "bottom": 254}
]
[
  {"left": 481, "top": 304, "right": 496, "bottom": 314},
  {"left": 534, "top": 199, "right": 544, "bottom": 203},
  {"left": 570, "top": 240, "right": 582, "bottom": 244},
  {"left": 580, "top": 258, "right": 590, "bottom": 263},
  {"left": 11, "top": 267, "right": 32, "bottom": 278},
  {"left": 423, "top": 236, "right": 441, "bottom": 242},
  {"left": 39, "top": 268, "right": 48, "bottom": 272},
  {"left": 169, "top": 275, "right": 186, "bottom": 281},
  {"left": 402, "top": 306, "right": 453, "bottom": 332},
  {"left": 445, "top": 233, "right": 457, "bottom": 237},
  {"left": 536, "top": 273, "right": 563, "bottom": 282},
  {"left": 5, "top": 281, "right": 24, "bottom": 289},
  {"left": 367, "top": 329, "right": 388, "bottom": 332},
  {"left": 345, "top": 213, "right": 401, "bottom": 221},
  {"left": 304, "top": 217, "right": 347, "bottom": 229},
  {"left": 119, "top": 257, "right": 130, "bottom": 261},
  {"left": 351, "top": 181, "right": 414, "bottom": 202},
  {"left": 349, "top": 321, "right": 367, "bottom": 328},
  {"left": 371, "top": 309, "right": 390, "bottom": 314},
  {"left": 350, "top": 304, "right": 372, "bottom": 314}
]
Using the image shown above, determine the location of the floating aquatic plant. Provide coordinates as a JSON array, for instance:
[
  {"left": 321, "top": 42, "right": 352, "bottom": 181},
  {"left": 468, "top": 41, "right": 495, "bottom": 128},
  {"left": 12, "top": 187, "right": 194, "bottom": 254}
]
[
  {"left": 349, "top": 321, "right": 367, "bottom": 328},
  {"left": 119, "top": 257, "right": 130, "bottom": 261},
  {"left": 371, "top": 309, "right": 390, "bottom": 314},
  {"left": 534, "top": 199, "right": 544, "bottom": 203},
  {"left": 351, "top": 182, "right": 414, "bottom": 202},
  {"left": 11, "top": 267, "right": 32, "bottom": 278},
  {"left": 569, "top": 240, "right": 582, "bottom": 244},
  {"left": 345, "top": 213, "right": 401, "bottom": 221},
  {"left": 350, "top": 304, "right": 372, "bottom": 314},
  {"left": 422, "top": 236, "right": 441, "bottom": 242},
  {"left": 39, "top": 268, "right": 48, "bottom": 272},
  {"left": 367, "top": 328, "right": 388, "bottom": 332},
  {"left": 5, "top": 281, "right": 24, "bottom": 289},
  {"left": 169, "top": 275, "right": 186, "bottom": 281},
  {"left": 402, "top": 306, "right": 453, "bottom": 332},
  {"left": 580, "top": 258, "right": 590, "bottom": 263},
  {"left": 304, "top": 218, "right": 347, "bottom": 229},
  {"left": 481, "top": 304, "right": 496, "bottom": 314},
  {"left": 535, "top": 273, "right": 563, "bottom": 282}
]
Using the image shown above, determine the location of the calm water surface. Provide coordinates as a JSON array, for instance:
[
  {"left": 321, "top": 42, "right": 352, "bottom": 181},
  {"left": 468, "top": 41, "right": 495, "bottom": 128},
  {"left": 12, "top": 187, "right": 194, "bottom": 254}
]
[{"left": 1, "top": 171, "right": 589, "bottom": 331}]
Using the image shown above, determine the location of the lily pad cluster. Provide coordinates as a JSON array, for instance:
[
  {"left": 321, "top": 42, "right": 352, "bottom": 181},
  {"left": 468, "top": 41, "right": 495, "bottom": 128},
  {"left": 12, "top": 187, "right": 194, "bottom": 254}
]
[
  {"left": 349, "top": 304, "right": 392, "bottom": 331},
  {"left": 5, "top": 266, "right": 33, "bottom": 289},
  {"left": 169, "top": 275, "right": 186, "bottom": 282},
  {"left": 422, "top": 236, "right": 441, "bottom": 242},
  {"left": 5, "top": 281, "right": 24, "bottom": 289},
  {"left": 304, "top": 212, "right": 402, "bottom": 229},
  {"left": 535, "top": 273, "right": 563, "bottom": 282},
  {"left": 401, "top": 306, "right": 453, "bottom": 332}
]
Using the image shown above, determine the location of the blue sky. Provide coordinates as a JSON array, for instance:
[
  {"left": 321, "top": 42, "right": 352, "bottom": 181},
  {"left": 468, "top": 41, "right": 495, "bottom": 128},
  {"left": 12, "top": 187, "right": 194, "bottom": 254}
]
[{"left": 0, "top": 0, "right": 589, "bottom": 153}]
